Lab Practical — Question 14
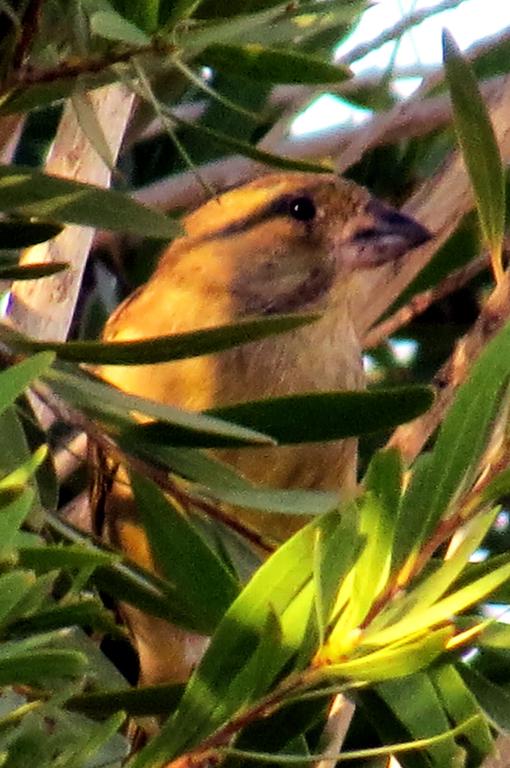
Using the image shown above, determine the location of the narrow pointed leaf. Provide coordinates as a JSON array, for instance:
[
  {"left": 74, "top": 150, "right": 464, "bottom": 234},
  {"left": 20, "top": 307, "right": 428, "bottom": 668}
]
[
  {"left": 323, "top": 627, "right": 453, "bottom": 683},
  {"left": 0, "top": 488, "right": 34, "bottom": 559},
  {"left": 374, "top": 507, "right": 499, "bottom": 635},
  {"left": 0, "top": 219, "right": 62, "bottom": 247},
  {"left": 0, "top": 649, "right": 87, "bottom": 685},
  {"left": 68, "top": 682, "right": 184, "bottom": 718},
  {"left": 1, "top": 314, "right": 317, "bottom": 365},
  {"left": 46, "top": 366, "right": 272, "bottom": 445},
  {"left": 443, "top": 30, "right": 505, "bottom": 253},
  {"left": 71, "top": 86, "right": 116, "bottom": 171},
  {"left": 172, "top": 116, "right": 332, "bottom": 174},
  {"left": 90, "top": 10, "right": 151, "bottom": 45},
  {"left": 365, "top": 556, "right": 510, "bottom": 647},
  {"left": 393, "top": 317, "right": 510, "bottom": 571},
  {"left": 0, "top": 165, "right": 180, "bottom": 238},
  {"left": 130, "top": 471, "right": 239, "bottom": 633},
  {"left": 199, "top": 44, "right": 350, "bottom": 84},
  {"left": 208, "top": 386, "right": 434, "bottom": 444},
  {"left": 132, "top": 510, "right": 361, "bottom": 766},
  {"left": 0, "top": 352, "right": 54, "bottom": 415}
]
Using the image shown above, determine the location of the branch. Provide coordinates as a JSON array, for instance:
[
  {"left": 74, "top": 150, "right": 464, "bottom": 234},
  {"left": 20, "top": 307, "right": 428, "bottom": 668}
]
[
  {"left": 9, "top": 83, "right": 135, "bottom": 342},
  {"left": 387, "top": 273, "right": 510, "bottom": 464},
  {"left": 355, "top": 74, "right": 510, "bottom": 337},
  {"left": 339, "top": 0, "right": 468, "bottom": 66},
  {"left": 363, "top": 254, "right": 487, "bottom": 349}
]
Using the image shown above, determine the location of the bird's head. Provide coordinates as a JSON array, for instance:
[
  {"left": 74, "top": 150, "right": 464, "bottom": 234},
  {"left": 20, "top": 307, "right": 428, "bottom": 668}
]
[{"left": 163, "top": 172, "right": 431, "bottom": 317}]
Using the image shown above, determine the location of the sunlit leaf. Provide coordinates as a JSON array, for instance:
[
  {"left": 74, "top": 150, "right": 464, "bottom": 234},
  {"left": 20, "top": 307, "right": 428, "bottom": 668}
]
[
  {"left": 443, "top": 30, "right": 505, "bottom": 277},
  {"left": 132, "top": 509, "right": 362, "bottom": 766},
  {"left": 322, "top": 627, "right": 453, "bottom": 683},
  {"left": 365, "top": 555, "right": 510, "bottom": 647}
]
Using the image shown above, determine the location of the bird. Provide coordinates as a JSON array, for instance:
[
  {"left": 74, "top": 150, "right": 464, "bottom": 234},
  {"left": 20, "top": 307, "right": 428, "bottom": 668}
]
[{"left": 94, "top": 172, "right": 431, "bottom": 685}]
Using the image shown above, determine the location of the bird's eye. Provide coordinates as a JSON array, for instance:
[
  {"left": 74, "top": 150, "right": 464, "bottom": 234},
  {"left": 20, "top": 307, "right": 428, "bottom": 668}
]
[{"left": 289, "top": 196, "right": 316, "bottom": 222}]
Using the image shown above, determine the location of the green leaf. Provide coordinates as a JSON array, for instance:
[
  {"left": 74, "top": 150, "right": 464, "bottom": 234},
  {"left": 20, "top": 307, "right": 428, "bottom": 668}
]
[
  {"left": 371, "top": 507, "right": 499, "bottom": 637},
  {"left": 458, "top": 664, "right": 510, "bottom": 732},
  {"left": 18, "top": 543, "right": 119, "bottom": 572},
  {"left": 0, "top": 352, "right": 54, "bottom": 416},
  {"left": 68, "top": 682, "right": 184, "bottom": 718},
  {"left": 184, "top": 1, "right": 367, "bottom": 48},
  {"left": 199, "top": 44, "right": 350, "bottom": 84},
  {"left": 0, "top": 570, "right": 35, "bottom": 626},
  {"left": 364, "top": 555, "right": 510, "bottom": 647},
  {"left": 377, "top": 672, "right": 463, "bottom": 767},
  {"left": 208, "top": 386, "right": 434, "bottom": 444},
  {"left": 0, "top": 262, "right": 68, "bottom": 279},
  {"left": 431, "top": 664, "right": 493, "bottom": 762},
  {"left": 43, "top": 511, "right": 200, "bottom": 627},
  {"left": 130, "top": 471, "right": 239, "bottom": 633},
  {"left": 6, "top": 599, "right": 119, "bottom": 637},
  {"left": 443, "top": 31, "right": 505, "bottom": 257},
  {"left": 90, "top": 10, "right": 151, "bottom": 45},
  {"left": 2, "top": 314, "right": 318, "bottom": 365},
  {"left": 0, "top": 165, "right": 180, "bottom": 238},
  {"left": 0, "top": 488, "right": 34, "bottom": 559},
  {"left": 121, "top": 443, "right": 252, "bottom": 490},
  {"left": 46, "top": 365, "right": 272, "bottom": 446},
  {"left": 324, "top": 626, "right": 453, "bottom": 684},
  {"left": 393, "top": 316, "right": 510, "bottom": 572},
  {"left": 71, "top": 85, "right": 116, "bottom": 172},
  {"left": 133, "top": 509, "right": 362, "bottom": 766},
  {"left": 0, "top": 219, "right": 63, "bottom": 248},
  {"left": 0, "top": 407, "right": 45, "bottom": 515},
  {"left": 329, "top": 491, "right": 395, "bottom": 645},
  {"left": 0, "top": 649, "right": 87, "bottom": 685},
  {"left": 171, "top": 116, "right": 332, "bottom": 174},
  {"left": 64, "top": 711, "right": 127, "bottom": 768},
  {"left": 199, "top": 485, "right": 340, "bottom": 516}
]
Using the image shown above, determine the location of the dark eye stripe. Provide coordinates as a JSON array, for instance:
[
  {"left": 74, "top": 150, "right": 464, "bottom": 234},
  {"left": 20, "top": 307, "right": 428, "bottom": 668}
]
[{"left": 191, "top": 189, "right": 315, "bottom": 244}]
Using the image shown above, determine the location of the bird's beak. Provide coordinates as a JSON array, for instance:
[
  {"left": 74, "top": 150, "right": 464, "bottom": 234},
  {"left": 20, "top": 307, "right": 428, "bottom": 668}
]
[{"left": 344, "top": 199, "right": 432, "bottom": 270}]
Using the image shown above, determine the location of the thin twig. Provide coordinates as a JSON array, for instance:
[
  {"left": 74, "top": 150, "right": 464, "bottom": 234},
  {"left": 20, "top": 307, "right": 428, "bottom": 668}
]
[{"left": 339, "top": 0, "right": 468, "bottom": 66}]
